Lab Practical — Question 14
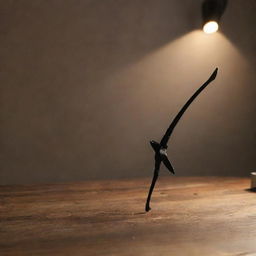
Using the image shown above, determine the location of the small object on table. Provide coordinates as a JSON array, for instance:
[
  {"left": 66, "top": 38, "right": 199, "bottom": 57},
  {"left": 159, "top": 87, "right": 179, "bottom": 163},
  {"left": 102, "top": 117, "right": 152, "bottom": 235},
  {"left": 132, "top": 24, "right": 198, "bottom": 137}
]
[{"left": 250, "top": 172, "right": 256, "bottom": 189}]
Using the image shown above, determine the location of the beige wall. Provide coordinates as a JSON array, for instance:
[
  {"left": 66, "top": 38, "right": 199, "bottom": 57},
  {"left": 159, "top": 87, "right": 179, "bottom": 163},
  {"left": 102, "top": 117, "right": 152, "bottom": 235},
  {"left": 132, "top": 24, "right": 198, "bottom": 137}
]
[{"left": 1, "top": 0, "right": 256, "bottom": 185}]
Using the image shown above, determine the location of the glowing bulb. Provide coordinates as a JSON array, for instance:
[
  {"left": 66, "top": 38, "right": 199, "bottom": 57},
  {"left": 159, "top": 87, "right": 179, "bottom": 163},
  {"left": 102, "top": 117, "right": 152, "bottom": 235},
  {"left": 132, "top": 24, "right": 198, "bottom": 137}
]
[{"left": 203, "top": 21, "right": 219, "bottom": 34}]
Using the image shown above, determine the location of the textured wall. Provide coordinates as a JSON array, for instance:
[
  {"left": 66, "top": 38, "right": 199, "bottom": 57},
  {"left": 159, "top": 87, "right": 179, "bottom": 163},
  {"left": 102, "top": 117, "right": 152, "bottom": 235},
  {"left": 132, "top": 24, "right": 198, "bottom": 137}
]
[{"left": 1, "top": 0, "right": 256, "bottom": 185}]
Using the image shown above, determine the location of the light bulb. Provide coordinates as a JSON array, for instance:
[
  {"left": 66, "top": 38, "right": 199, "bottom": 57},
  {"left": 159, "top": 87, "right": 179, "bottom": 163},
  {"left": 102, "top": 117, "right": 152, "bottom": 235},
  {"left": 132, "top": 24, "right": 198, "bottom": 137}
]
[{"left": 203, "top": 21, "right": 219, "bottom": 34}]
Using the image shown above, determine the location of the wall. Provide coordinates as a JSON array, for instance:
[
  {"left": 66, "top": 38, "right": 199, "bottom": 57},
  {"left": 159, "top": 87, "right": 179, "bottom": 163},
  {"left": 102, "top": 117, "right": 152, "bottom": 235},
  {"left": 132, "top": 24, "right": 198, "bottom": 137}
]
[{"left": 1, "top": 0, "right": 256, "bottom": 185}]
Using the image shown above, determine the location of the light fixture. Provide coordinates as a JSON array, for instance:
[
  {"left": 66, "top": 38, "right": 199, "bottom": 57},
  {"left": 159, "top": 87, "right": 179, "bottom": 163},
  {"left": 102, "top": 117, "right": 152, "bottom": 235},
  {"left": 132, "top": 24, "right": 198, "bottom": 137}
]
[{"left": 202, "top": 0, "right": 227, "bottom": 34}]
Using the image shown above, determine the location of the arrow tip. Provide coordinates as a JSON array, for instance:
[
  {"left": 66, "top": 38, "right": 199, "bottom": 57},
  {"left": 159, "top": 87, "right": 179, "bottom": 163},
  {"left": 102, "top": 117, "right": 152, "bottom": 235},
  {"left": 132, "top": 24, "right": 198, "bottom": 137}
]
[{"left": 210, "top": 67, "right": 218, "bottom": 81}]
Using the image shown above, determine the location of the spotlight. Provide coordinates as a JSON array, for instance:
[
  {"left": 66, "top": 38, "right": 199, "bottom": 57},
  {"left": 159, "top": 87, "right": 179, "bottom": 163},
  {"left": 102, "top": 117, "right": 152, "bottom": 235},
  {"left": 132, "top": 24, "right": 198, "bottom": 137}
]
[
  {"left": 203, "top": 21, "right": 218, "bottom": 34},
  {"left": 202, "top": 0, "right": 227, "bottom": 34}
]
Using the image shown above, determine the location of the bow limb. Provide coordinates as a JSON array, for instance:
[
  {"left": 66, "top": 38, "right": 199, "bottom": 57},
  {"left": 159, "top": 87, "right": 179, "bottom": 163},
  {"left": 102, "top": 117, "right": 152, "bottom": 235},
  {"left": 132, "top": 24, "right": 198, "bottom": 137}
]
[
  {"left": 145, "top": 161, "right": 161, "bottom": 212},
  {"left": 160, "top": 68, "right": 218, "bottom": 147}
]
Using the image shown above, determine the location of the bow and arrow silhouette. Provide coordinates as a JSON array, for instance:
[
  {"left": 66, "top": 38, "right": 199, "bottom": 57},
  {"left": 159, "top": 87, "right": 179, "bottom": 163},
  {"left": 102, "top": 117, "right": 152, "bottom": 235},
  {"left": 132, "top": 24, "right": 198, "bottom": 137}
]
[{"left": 145, "top": 68, "right": 218, "bottom": 212}]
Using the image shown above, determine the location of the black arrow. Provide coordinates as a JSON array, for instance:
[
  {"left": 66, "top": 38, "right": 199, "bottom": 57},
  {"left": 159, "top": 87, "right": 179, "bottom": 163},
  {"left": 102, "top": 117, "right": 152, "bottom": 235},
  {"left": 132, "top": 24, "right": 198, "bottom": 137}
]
[{"left": 145, "top": 68, "right": 218, "bottom": 212}]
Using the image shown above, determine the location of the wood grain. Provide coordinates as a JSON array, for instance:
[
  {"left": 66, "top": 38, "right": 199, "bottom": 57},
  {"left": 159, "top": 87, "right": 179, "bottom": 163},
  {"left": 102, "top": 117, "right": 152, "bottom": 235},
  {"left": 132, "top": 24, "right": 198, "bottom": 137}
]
[{"left": 0, "top": 177, "right": 255, "bottom": 256}]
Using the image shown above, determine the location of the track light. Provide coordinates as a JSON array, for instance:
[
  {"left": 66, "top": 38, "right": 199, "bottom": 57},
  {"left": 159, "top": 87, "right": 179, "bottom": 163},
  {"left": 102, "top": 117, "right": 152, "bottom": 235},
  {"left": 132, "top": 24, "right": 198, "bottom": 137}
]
[{"left": 202, "top": 0, "right": 227, "bottom": 34}]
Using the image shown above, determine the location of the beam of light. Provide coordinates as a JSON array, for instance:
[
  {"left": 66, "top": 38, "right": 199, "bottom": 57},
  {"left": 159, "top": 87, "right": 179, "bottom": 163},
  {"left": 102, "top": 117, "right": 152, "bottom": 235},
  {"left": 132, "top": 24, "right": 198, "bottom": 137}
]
[
  {"left": 203, "top": 21, "right": 219, "bottom": 34},
  {"left": 117, "top": 30, "right": 249, "bottom": 84},
  {"left": 107, "top": 29, "right": 250, "bottom": 136}
]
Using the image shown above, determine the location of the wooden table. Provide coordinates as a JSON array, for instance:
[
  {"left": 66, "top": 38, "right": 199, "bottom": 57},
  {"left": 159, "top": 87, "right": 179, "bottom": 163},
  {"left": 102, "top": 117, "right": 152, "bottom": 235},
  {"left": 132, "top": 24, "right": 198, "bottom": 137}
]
[{"left": 0, "top": 177, "right": 255, "bottom": 256}]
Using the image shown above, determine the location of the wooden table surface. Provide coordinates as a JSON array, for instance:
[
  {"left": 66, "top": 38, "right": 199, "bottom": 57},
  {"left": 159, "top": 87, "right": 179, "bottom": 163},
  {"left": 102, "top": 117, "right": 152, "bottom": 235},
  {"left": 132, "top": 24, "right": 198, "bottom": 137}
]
[{"left": 0, "top": 177, "right": 255, "bottom": 256}]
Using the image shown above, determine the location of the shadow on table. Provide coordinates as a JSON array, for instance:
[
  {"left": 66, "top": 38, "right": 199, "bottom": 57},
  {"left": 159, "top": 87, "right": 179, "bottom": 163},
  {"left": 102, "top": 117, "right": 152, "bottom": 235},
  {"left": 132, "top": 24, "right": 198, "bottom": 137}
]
[{"left": 245, "top": 188, "right": 256, "bottom": 193}]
